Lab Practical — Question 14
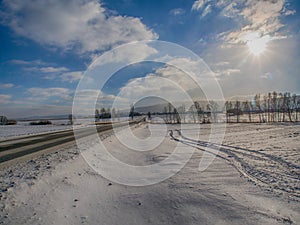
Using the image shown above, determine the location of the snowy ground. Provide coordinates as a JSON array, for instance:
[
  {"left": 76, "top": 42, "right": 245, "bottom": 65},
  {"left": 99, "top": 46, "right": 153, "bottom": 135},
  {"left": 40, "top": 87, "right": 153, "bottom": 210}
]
[
  {"left": 0, "top": 123, "right": 72, "bottom": 141},
  {"left": 0, "top": 123, "right": 299, "bottom": 224},
  {"left": 0, "top": 118, "right": 130, "bottom": 140}
]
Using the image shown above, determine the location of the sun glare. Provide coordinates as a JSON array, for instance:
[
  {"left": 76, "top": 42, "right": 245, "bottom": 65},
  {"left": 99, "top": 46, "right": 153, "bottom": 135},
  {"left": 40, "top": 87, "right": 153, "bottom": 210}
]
[{"left": 245, "top": 33, "right": 270, "bottom": 56}]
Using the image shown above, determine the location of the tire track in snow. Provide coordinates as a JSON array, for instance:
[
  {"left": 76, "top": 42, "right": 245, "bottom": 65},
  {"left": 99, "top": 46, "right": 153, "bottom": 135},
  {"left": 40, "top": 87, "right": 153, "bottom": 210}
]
[{"left": 170, "top": 129, "right": 300, "bottom": 201}]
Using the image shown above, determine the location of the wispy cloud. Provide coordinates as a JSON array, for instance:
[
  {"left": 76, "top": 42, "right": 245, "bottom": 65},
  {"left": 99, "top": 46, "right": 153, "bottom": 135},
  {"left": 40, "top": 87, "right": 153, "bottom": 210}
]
[
  {"left": 169, "top": 8, "right": 185, "bottom": 16},
  {"left": 8, "top": 59, "right": 48, "bottom": 66},
  {"left": 117, "top": 57, "right": 216, "bottom": 105},
  {"left": 0, "top": 94, "right": 12, "bottom": 104},
  {"left": 191, "top": 0, "right": 293, "bottom": 46},
  {"left": 27, "top": 87, "right": 72, "bottom": 102},
  {"left": 23, "top": 66, "right": 69, "bottom": 74},
  {"left": 213, "top": 68, "right": 241, "bottom": 78},
  {"left": 191, "top": 0, "right": 213, "bottom": 18},
  {"left": 219, "top": 0, "right": 288, "bottom": 44},
  {"left": 210, "top": 61, "right": 240, "bottom": 78},
  {"left": 39, "top": 67, "right": 69, "bottom": 73},
  {"left": 0, "top": 83, "right": 14, "bottom": 89},
  {"left": 1, "top": 0, "right": 158, "bottom": 54},
  {"left": 10, "top": 60, "right": 76, "bottom": 81},
  {"left": 192, "top": 0, "right": 208, "bottom": 11},
  {"left": 284, "top": 9, "right": 296, "bottom": 16},
  {"left": 60, "top": 71, "right": 83, "bottom": 83},
  {"left": 201, "top": 4, "right": 212, "bottom": 18}
]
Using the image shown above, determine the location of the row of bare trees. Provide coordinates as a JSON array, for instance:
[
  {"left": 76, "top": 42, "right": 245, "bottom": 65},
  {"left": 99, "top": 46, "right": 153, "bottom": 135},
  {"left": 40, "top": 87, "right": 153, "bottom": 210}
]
[
  {"left": 225, "top": 92, "right": 300, "bottom": 123},
  {"left": 161, "top": 101, "right": 219, "bottom": 124},
  {"left": 95, "top": 108, "right": 117, "bottom": 121}
]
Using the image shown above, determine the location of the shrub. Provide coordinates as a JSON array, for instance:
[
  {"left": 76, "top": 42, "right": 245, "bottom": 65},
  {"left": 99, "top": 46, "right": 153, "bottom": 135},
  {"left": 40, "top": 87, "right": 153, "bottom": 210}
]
[{"left": 30, "top": 120, "right": 52, "bottom": 125}]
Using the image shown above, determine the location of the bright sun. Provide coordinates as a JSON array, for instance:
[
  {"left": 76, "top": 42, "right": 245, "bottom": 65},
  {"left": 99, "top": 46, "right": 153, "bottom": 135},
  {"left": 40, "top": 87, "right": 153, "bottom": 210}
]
[{"left": 245, "top": 33, "right": 270, "bottom": 56}]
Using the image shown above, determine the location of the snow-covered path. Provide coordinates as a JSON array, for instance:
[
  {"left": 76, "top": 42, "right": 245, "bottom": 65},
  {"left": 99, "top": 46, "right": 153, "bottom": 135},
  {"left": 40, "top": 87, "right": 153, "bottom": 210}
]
[
  {"left": 172, "top": 125, "right": 300, "bottom": 200},
  {"left": 1, "top": 123, "right": 299, "bottom": 225}
]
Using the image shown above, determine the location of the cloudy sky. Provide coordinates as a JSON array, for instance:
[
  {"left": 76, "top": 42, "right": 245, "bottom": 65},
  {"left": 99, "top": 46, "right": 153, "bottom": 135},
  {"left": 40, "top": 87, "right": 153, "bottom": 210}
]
[{"left": 0, "top": 0, "right": 299, "bottom": 118}]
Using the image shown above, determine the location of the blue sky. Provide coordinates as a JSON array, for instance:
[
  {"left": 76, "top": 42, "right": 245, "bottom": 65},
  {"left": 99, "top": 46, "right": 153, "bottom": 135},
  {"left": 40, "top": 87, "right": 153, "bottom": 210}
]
[{"left": 0, "top": 0, "right": 300, "bottom": 118}]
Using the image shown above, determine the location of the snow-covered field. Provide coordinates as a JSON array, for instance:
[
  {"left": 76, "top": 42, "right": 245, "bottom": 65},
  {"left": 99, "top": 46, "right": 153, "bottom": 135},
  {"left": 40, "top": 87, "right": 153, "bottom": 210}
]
[
  {"left": 0, "top": 118, "right": 96, "bottom": 140},
  {"left": 0, "top": 118, "right": 130, "bottom": 140},
  {"left": 0, "top": 122, "right": 73, "bottom": 140},
  {"left": 0, "top": 123, "right": 299, "bottom": 224}
]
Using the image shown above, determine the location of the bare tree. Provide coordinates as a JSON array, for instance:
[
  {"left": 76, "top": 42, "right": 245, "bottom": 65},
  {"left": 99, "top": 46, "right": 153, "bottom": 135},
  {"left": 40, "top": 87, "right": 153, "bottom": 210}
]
[
  {"left": 129, "top": 104, "right": 135, "bottom": 120},
  {"left": 225, "top": 101, "right": 233, "bottom": 123},
  {"left": 254, "top": 94, "right": 262, "bottom": 123},
  {"left": 272, "top": 91, "right": 278, "bottom": 122},
  {"left": 278, "top": 93, "right": 283, "bottom": 122},
  {"left": 209, "top": 100, "right": 219, "bottom": 123},
  {"left": 234, "top": 100, "right": 241, "bottom": 123},
  {"left": 194, "top": 101, "right": 203, "bottom": 123},
  {"left": 147, "top": 112, "right": 151, "bottom": 120},
  {"left": 294, "top": 95, "right": 300, "bottom": 122},
  {"left": 167, "top": 103, "right": 173, "bottom": 123},
  {"left": 174, "top": 108, "right": 181, "bottom": 124},
  {"left": 189, "top": 104, "right": 197, "bottom": 124},
  {"left": 0, "top": 116, "right": 8, "bottom": 125},
  {"left": 68, "top": 114, "right": 75, "bottom": 125},
  {"left": 111, "top": 108, "right": 116, "bottom": 121},
  {"left": 177, "top": 104, "right": 186, "bottom": 123},
  {"left": 243, "top": 100, "right": 252, "bottom": 123},
  {"left": 286, "top": 92, "right": 293, "bottom": 122},
  {"left": 95, "top": 109, "right": 100, "bottom": 122}
]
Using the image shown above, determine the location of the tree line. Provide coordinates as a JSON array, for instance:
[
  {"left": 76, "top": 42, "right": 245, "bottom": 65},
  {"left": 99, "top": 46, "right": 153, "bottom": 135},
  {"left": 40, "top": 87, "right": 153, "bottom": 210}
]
[
  {"left": 94, "top": 91, "right": 299, "bottom": 124},
  {"left": 95, "top": 108, "right": 116, "bottom": 121},
  {"left": 225, "top": 92, "right": 300, "bottom": 123},
  {"left": 158, "top": 101, "right": 219, "bottom": 124}
]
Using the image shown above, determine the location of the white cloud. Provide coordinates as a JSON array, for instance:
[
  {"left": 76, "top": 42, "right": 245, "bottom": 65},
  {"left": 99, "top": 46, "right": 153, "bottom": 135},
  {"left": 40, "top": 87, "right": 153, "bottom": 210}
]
[
  {"left": 60, "top": 71, "right": 83, "bottom": 83},
  {"left": 10, "top": 60, "right": 69, "bottom": 74},
  {"left": 219, "top": 1, "right": 239, "bottom": 18},
  {"left": 215, "top": 0, "right": 230, "bottom": 8},
  {"left": 201, "top": 36, "right": 300, "bottom": 98},
  {"left": 27, "top": 87, "right": 72, "bottom": 101},
  {"left": 10, "top": 60, "right": 76, "bottom": 81},
  {"left": 213, "top": 61, "right": 230, "bottom": 67},
  {"left": 201, "top": 4, "right": 212, "bottom": 18},
  {"left": 74, "top": 89, "right": 101, "bottom": 101},
  {"left": 2, "top": 0, "right": 158, "bottom": 54},
  {"left": 116, "top": 56, "right": 221, "bottom": 106},
  {"left": 192, "top": 0, "right": 207, "bottom": 11},
  {"left": 0, "top": 104, "right": 72, "bottom": 118},
  {"left": 8, "top": 59, "right": 47, "bottom": 66},
  {"left": 0, "top": 83, "right": 14, "bottom": 89},
  {"left": 284, "top": 9, "right": 296, "bottom": 16},
  {"left": 191, "top": 0, "right": 213, "bottom": 18},
  {"left": 0, "top": 94, "right": 12, "bottom": 104},
  {"left": 39, "top": 67, "right": 69, "bottom": 73},
  {"left": 209, "top": 60, "right": 240, "bottom": 79},
  {"left": 169, "top": 8, "right": 185, "bottom": 16},
  {"left": 90, "top": 42, "right": 158, "bottom": 68},
  {"left": 73, "top": 89, "right": 102, "bottom": 114},
  {"left": 119, "top": 74, "right": 191, "bottom": 105},
  {"left": 213, "top": 68, "right": 241, "bottom": 78},
  {"left": 219, "top": 0, "right": 287, "bottom": 44},
  {"left": 260, "top": 72, "right": 273, "bottom": 80},
  {"left": 191, "top": 0, "right": 290, "bottom": 46},
  {"left": 23, "top": 66, "right": 69, "bottom": 74}
]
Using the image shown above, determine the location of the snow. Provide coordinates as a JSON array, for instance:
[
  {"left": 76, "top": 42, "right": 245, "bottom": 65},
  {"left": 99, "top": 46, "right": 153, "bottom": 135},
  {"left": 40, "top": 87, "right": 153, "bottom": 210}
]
[
  {"left": 0, "top": 123, "right": 299, "bottom": 224},
  {"left": 0, "top": 124, "right": 72, "bottom": 140},
  {"left": 0, "top": 119, "right": 92, "bottom": 140},
  {"left": 0, "top": 117, "right": 130, "bottom": 140}
]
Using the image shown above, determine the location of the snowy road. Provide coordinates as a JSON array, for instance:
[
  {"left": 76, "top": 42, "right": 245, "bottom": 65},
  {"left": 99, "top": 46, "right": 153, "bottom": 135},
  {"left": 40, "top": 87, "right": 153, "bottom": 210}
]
[
  {"left": 0, "top": 123, "right": 299, "bottom": 225},
  {"left": 0, "top": 121, "right": 140, "bottom": 166}
]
